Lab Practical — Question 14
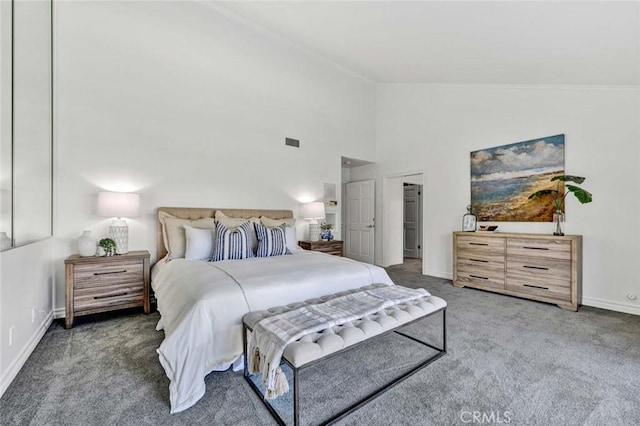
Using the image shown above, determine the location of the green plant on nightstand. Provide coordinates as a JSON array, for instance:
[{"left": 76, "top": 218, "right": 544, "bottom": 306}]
[{"left": 99, "top": 238, "right": 116, "bottom": 256}]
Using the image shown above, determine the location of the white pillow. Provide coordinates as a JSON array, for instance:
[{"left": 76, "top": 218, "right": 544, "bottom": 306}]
[
  {"left": 159, "top": 211, "right": 216, "bottom": 259},
  {"left": 260, "top": 216, "right": 298, "bottom": 253},
  {"left": 184, "top": 225, "right": 215, "bottom": 261}
]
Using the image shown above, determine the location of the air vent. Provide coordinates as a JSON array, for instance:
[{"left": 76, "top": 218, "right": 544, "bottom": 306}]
[{"left": 285, "top": 138, "right": 300, "bottom": 148}]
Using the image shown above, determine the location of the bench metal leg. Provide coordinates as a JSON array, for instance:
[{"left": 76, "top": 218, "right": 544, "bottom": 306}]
[{"left": 244, "top": 307, "right": 447, "bottom": 426}]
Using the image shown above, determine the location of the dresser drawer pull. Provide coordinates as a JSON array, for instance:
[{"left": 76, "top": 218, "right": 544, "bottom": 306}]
[
  {"left": 94, "top": 270, "right": 127, "bottom": 276},
  {"left": 523, "top": 284, "right": 548, "bottom": 290},
  {"left": 469, "top": 259, "right": 489, "bottom": 263},
  {"left": 523, "top": 265, "right": 549, "bottom": 270},
  {"left": 94, "top": 292, "right": 128, "bottom": 300},
  {"left": 470, "top": 275, "right": 488, "bottom": 280},
  {"left": 522, "top": 246, "right": 549, "bottom": 251},
  {"left": 469, "top": 243, "right": 489, "bottom": 246}
]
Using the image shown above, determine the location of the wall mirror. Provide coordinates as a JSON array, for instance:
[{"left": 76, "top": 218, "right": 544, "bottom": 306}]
[{"left": 0, "top": 0, "right": 53, "bottom": 251}]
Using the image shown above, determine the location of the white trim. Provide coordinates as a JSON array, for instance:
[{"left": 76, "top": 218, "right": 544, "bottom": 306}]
[
  {"left": 0, "top": 310, "right": 53, "bottom": 398},
  {"left": 426, "top": 270, "right": 453, "bottom": 280},
  {"left": 377, "top": 82, "right": 640, "bottom": 91},
  {"left": 582, "top": 297, "right": 640, "bottom": 316},
  {"left": 53, "top": 307, "right": 65, "bottom": 319}
]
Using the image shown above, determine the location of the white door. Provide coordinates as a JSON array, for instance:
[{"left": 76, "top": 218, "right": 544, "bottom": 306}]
[
  {"left": 346, "top": 180, "right": 375, "bottom": 264},
  {"left": 403, "top": 184, "right": 421, "bottom": 259}
]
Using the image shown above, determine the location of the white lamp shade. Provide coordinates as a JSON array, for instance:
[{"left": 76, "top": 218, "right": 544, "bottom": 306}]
[
  {"left": 97, "top": 192, "right": 140, "bottom": 218},
  {"left": 301, "top": 202, "right": 325, "bottom": 220}
]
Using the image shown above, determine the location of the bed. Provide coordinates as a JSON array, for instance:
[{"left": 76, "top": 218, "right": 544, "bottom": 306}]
[{"left": 151, "top": 207, "right": 395, "bottom": 413}]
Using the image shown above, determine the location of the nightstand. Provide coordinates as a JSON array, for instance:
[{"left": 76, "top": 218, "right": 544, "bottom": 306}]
[
  {"left": 64, "top": 250, "right": 151, "bottom": 329},
  {"left": 298, "top": 240, "right": 344, "bottom": 257}
]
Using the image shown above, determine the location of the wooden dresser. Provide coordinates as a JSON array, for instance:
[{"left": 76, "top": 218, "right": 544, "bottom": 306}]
[
  {"left": 298, "top": 240, "right": 344, "bottom": 257},
  {"left": 65, "top": 250, "right": 151, "bottom": 329},
  {"left": 453, "top": 232, "right": 582, "bottom": 311}
]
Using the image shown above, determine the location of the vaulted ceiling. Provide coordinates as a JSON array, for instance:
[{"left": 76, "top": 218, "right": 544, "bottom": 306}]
[{"left": 217, "top": 1, "right": 640, "bottom": 86}]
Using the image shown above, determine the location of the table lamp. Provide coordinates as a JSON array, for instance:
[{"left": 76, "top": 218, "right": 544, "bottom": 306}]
[
  {"left": 301, "top": 202, "right": 325, "bottom": 241},
  {"left": 97, "top": 191, "right": 140, "bottom": 254}
]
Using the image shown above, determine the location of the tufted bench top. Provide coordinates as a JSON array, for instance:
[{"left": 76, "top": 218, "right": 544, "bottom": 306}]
[{"left": 243, "top": 284, "right": 447, "bottom": 368}]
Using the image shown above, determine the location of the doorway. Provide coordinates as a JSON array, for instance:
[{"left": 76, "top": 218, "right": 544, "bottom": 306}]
[
  {"left": 382, "top": 172, "right": 426, "bottom": 274},
  {"left": 403, "top": 183, "right": 422, "bottom": 260}
]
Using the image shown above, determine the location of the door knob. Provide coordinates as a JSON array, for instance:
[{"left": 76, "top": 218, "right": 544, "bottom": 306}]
[{"left": 366, "top": 225, "right": 374, "bottom": 228}]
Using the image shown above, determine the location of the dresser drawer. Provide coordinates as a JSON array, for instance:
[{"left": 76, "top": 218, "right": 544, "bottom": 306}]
[
  {"left": 74, "top": 260, "right": 144, "bottom": 289},
  {"left": 74, "top": 282, "right": 144, "bottom": 313},
  {"left": 507, "top": 238, "right": 571, "bottom": 260},
  {"left": 506, "top": 280, "right": 570, "bottom": 302},
  {"left": 507, "top": 257, "right": 570, "bottom": 288},
  {"left": 457, "top": 235, "right": 505, "bottom": 254},
  {"left": 455, "top": 269, "right": 505, "bottom": 290}
]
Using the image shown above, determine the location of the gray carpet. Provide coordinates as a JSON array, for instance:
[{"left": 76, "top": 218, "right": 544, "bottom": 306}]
[{"left": 2, "top": 262, "right": 639, "bottom": 425}]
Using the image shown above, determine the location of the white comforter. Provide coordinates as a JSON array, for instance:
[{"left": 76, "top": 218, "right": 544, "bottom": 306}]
[{"left": 151, "top": 251, "right": 394, "bottom": 413}]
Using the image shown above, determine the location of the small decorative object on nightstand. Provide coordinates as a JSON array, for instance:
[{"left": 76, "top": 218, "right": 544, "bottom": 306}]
[
  {"left": 64, "top": 250, "right": 150, "bottom": 329},
  {"left": 298, "top": 240, "right": 343, "bottom": 257}
]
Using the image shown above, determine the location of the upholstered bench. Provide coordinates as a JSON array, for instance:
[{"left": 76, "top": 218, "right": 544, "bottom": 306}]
[{"left": 242, "top": 284, "right": 447, "bottom": 426}]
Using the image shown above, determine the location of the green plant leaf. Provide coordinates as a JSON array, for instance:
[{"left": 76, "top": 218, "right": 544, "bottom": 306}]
[
  {"left": 566, "top": 184, "right": 593, "bottom": 204},
  {"left": 528, "top": 189, "right": 557, "bottom": 200},
  {"left": 551, "top": 175, "right": 586, "bottom": 184}
]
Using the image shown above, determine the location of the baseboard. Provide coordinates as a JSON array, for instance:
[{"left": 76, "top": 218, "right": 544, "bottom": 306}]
[
  {"left": 0, "top": 310, "right": 53, "bottom": 398},
  {"left": 53, "top": 307, "right": 65, "bottom": 319},
  {"left": 582, "top": 297, "right": 640, "bottom": 316},
  {"left": 426, "top": 270, "right": 453, "bottom": 280}
]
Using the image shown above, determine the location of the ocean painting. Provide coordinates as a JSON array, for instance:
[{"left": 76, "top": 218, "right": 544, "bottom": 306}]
[{"left": 470, "top": 135, "right": 565, "bottom": 222}]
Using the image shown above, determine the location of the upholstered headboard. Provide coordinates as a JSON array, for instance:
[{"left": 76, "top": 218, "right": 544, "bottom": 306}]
[{"left": 156, "top": 207, "right": 294, "bottom": 261}]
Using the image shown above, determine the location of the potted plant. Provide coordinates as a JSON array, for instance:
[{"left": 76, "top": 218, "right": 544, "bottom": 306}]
[
  {"left": 528, "top": 175, "right": 593, "bottom": 235},
  {"left": 320, "top": 222, "right": 334, "bottom": 241},
  {"left": 98, "top": 238, "right": 117, "bottom": 256}
]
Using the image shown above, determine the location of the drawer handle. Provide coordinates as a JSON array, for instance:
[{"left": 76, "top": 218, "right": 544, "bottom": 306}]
[
  {"left": 470, "top": 275, "right": 488, "bottom": 280},
  {"left": 469, "top": 258, "right": 489, "bottom": 263},
  {"left": 469, "top": 243, "right": 489, "bottom": 246},
  {"left": 94, "top": 270, "right": 127, "bottom": 276},
  {"left": 94, "top": 292, "right": 128, "bottom": 299},
  {"left": 523, "top": 284, "right": 549, "bottom": 290},
  {"left": 522, "top": 246, "right": 549, "bottom": 251},
  {"left": 523, "top": 265, "right": 549, "bottom": 270}
]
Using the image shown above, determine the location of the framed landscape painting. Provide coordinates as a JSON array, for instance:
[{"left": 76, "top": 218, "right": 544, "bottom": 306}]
[{"left": 470, "top": 134, "right": 565, "bottom": 222}]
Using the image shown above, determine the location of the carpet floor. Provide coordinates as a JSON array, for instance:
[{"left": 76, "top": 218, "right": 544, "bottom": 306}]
[{"left": 1, "top": 262, "right": 639, "bottom": 425}]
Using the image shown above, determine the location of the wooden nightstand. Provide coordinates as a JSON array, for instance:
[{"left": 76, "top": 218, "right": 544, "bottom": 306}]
[
  {"left": 298, "top": 240, "right": 344, "bottom": 257},
  {"left": 65, "top": 250, "right": 151, "bottom": 329}
]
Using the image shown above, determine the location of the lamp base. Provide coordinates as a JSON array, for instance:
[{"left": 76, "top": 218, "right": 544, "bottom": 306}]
[
  {"left": 309, "top": 222, "right": 320, "bottom": 241},
  {"left": 110, "top": 219, "right": 129, "bottom": 254}
]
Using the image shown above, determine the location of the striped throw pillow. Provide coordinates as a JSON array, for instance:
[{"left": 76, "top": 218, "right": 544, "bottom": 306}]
[
  {"left": 255, "top": 223, "right": 288, "bottom": 257},
  {"left": 211, "top": 221, "right": 254, "bottom": 262}
]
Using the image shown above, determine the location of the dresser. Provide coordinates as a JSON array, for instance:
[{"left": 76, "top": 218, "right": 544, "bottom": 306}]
[
  {"left": 298, "top": 240, "right": 344, "bottom": 257},
  {"left": 65, "top": 250, "right": 151, "bottom": 329},
  {"left": 453, "top": 232, "right": 582, "bottom": 311}
]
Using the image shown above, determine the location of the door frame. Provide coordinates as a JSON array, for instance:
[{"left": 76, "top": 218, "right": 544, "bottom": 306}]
[{"left": 382, "top": 170, "right": 427, "bottom": 274}]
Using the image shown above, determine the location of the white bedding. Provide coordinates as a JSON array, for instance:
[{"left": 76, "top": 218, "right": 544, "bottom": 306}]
[{"left": 151, "top": 250, "right": 394, "bottom": 413}]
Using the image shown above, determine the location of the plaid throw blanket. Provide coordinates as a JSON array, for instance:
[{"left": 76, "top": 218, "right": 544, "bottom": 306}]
[{"left": 247, "top": 285, "right": 430, "bottom": 399}]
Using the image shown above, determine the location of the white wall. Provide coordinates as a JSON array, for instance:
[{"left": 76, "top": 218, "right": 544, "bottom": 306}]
[
  {"left": 52, "top": 1, "right": 376, "bottom": 313},
  {"left": 373, "top": 84, "right": 640, "bottom": 314},
  {"left": 0, "top": 239, "right": 54, "bottom": 396}
]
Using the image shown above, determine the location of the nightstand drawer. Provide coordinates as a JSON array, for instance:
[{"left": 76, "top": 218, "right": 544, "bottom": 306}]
[
  {"left": 298, "top": 240, "right": 344, "bottom": 257},
  {"left": 74, "top": 282, "right": 144, "bottom": 313},
  {"left": 74, "top": 260, "right": 144, "bottom": 289}
]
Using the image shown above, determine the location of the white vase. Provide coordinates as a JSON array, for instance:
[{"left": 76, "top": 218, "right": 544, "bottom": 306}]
[{"left": 77, "top": 230, "right": 96, "bottom": 257}]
